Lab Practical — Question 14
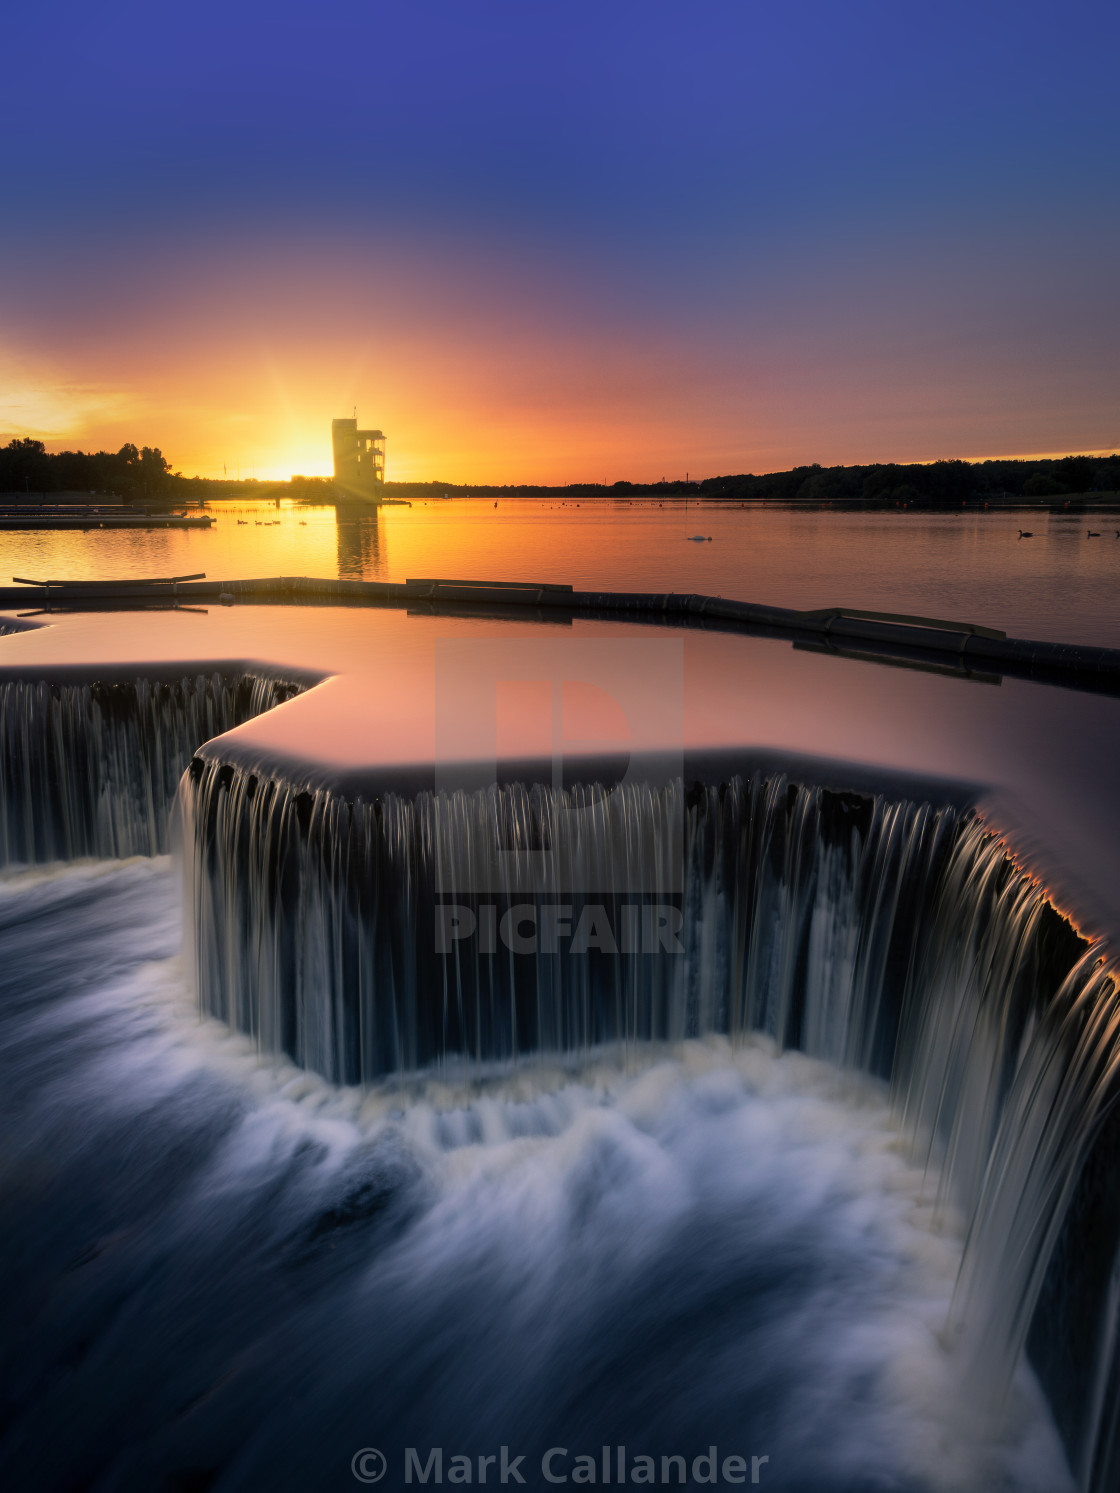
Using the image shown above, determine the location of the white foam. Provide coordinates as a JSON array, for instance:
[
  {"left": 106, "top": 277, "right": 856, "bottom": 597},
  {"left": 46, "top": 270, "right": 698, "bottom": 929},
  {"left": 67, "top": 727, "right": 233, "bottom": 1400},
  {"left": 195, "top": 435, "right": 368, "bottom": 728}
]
[{"left": 0, "top": 858, "right": 1075, "bottom": 1492}]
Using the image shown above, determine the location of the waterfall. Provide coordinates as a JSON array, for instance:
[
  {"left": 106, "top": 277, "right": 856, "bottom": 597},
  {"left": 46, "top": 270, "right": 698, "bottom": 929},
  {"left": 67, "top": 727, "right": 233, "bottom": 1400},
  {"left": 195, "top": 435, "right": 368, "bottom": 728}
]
[
  {"left": 182, "top": 765, "right": 960, "bottom": 1083},
  {"left": 0, "top": 671, "right": 306, "bottom": 865},
  {"left": 180, "top": 755, "right": 1120, "bottom": 1490}
]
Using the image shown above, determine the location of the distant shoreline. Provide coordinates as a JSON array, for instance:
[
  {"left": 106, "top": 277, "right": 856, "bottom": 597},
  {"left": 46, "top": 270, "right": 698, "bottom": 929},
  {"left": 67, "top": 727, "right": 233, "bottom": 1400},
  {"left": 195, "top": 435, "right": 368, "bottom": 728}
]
[
  {"left": 3, "top": 441, "right": 1119, "bottom": 511},
  {"left": 4, "top": 486, "right": 1120, "bottom": 515}
]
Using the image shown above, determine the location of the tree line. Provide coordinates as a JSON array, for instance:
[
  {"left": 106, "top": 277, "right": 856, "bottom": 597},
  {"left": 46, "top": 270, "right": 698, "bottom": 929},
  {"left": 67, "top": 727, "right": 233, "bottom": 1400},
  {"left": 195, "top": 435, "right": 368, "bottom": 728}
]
[
  {"left": 0, "top": 438, "right": 182, "bottom": 500},
  {"left": 383, "top": 454, "right": 1120, "bottom": 504},
  {"left": 694, "top": 454, "right": 1120, "bottom": 505},
  {"left": 3, "top": 437, "right": 1118, "bottom": 506}
]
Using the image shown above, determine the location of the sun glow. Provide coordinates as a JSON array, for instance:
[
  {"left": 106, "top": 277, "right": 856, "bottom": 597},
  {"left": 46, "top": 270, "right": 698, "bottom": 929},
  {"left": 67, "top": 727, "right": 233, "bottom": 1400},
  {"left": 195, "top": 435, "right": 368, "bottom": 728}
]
[{"left": 3, "top": 228, "right": 1117, "bottom": 485}]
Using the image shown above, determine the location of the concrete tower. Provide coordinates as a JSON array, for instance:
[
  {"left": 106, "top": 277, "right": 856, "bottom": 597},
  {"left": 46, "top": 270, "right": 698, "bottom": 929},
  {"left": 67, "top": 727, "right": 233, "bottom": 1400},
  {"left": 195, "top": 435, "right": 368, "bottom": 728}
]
[{"left": 332, "top": 417, "right": 385, "bottom": 501}]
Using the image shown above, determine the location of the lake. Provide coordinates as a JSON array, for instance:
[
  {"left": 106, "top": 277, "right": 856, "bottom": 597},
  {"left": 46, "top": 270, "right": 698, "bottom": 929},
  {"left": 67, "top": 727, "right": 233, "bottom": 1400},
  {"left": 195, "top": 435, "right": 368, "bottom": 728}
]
[{"left": 4, "top": 497, "right": 1120, "bottom": 646}]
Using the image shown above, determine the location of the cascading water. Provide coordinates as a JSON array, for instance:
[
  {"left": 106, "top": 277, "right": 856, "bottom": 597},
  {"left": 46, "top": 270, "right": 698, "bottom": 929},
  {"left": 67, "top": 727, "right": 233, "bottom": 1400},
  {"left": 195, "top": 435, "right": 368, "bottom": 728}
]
[
  {"left": 3, "top": 657, "right": 1120, "bottom": 1489},
  {"left": 182, "top": 764, "right": 963, "bottom": 1083},
  {"left": 180, "top": 755, "right": 1120, "bottom": 1490},
  {"left": 0, "top": 671, "right": 306, "bottom": 864}
]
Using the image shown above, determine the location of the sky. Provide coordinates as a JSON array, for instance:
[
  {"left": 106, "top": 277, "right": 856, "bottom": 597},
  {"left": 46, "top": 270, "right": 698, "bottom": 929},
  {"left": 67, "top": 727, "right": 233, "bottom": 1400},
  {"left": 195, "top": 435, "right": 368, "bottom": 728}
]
[{"left": 2, "top": 0, "right": 1118, "bottom": 483}]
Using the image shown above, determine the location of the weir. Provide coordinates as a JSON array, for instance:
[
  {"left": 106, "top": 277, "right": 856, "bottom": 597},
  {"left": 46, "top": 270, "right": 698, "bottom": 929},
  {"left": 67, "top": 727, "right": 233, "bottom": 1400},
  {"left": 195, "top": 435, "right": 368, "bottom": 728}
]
[
  {"left": 0, "top": 668, "right": 309, "bottom": 864},
  {"left": 3, "top": 574, "right": 1120, "bottom": 695},
  {"left": 178, "top": 748, "right": 1120, "bottom": 1492},
  {"left": 2, "top": 662, "right": 1120, "bottom": 1488},
  {"left": 181, "top": 760, "right": 961, "bottom": 1082}
]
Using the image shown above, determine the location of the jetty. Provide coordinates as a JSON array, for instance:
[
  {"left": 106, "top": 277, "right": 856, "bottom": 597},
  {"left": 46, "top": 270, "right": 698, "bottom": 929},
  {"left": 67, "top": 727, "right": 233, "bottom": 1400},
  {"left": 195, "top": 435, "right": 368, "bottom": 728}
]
[{"left": 0, "top": 505, "right": 212, "bottom": 531}]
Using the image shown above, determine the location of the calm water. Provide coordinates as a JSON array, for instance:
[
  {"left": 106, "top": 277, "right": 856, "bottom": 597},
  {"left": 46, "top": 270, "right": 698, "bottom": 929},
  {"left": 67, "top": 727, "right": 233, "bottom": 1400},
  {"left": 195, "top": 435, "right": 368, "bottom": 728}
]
[{"left": 4, "top": 498, "right": 1119, "bottom": 646}]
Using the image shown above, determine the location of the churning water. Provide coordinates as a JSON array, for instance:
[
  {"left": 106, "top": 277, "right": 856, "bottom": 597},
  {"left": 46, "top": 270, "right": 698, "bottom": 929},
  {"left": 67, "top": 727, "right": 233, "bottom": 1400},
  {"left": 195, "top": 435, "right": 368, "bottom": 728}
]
[{"left": 0, "top": 861, "right": 1072, "bottom": 1492}]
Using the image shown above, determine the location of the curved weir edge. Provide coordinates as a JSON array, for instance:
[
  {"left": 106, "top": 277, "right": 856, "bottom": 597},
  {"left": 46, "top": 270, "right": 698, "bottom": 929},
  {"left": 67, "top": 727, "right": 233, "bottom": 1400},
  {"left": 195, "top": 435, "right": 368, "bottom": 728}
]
[{"left": 3, "top": 575, "right": 1120, "bottom": 696}]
